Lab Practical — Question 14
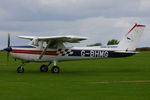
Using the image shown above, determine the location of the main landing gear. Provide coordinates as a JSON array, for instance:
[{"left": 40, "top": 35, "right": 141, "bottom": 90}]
[
  {"left": 51, "top": 61, "right": 60, "bottom": 73},
  {"left": 40, "top": 61, "right": 60, "bottom": 73},
  {"left": 40, "top": 65, "right": 60, "bottom": 73},
  {"left": 40, "top": 62, "right": 52, "bottom": 72}
]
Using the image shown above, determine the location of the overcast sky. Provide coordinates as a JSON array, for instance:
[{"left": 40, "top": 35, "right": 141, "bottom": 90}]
[{"left": 0, "top": 0, "right": 150, "bottom": 48}]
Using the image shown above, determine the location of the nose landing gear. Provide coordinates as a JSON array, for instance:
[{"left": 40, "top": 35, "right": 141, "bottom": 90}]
[{"left": 17, "top": 62, "right": 25, "bottom": 73}]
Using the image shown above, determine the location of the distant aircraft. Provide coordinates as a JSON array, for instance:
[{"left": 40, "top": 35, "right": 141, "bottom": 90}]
[{"left": 0, "top": 24, "right": 146, "bottom": 73}]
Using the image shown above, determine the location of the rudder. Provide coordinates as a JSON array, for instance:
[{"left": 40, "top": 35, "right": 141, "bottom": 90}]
[{"left": 117, "top": 24, "right": 146, "bottom": 51}]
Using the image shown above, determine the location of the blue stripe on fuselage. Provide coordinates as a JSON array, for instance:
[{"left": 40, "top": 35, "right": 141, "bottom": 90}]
[
  {"left": 11, "top": 45, "right": 36, "bottom": 48},
  {"left": 69, "top": 50, "right": 135, "bottom": 58}
]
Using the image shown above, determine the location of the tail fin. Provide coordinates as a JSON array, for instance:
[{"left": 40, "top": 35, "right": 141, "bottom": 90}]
[{"left": 117, "top": 24, "right": 146, "bottom": 51}]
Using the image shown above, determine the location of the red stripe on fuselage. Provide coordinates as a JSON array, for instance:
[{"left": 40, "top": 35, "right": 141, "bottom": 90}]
[{"left": 11, "top": 49, "right": 58, "bottom": 56}]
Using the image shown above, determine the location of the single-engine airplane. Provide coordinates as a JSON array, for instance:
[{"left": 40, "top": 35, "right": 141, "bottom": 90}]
[{"left": 0, "top": 24, "right": 146, "bottom": 73}]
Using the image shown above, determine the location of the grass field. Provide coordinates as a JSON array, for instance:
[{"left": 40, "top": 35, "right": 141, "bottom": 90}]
[{"left": 0, "top": 52, "right": 150, "bottom": 100}]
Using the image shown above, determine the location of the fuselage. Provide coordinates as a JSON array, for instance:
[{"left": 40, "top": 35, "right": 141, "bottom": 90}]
[{"left": 10, "top": 45, "right": 135, "bottom": 62}]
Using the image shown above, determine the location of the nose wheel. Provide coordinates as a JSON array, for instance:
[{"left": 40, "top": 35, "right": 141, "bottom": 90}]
[
  {"left": 17, "top": 67, "right": 24, "bottom": 73},
  {"left": 17, "top": 62, "right": 25, "bottom": 73}
]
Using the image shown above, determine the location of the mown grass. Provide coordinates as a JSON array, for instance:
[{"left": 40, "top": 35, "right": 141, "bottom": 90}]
[{"left": 0, "top": 52, "right": 150, "bottom": 100}]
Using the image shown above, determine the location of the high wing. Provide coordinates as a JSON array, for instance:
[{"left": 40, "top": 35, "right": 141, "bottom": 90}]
[
  {"left": 18, "top": 35, "right": 88, "bottom": 43},
  {"left": 18, "top": 35, "right": 88, "bottom": 59}
]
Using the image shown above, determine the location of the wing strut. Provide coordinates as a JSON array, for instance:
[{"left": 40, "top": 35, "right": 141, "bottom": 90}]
[{"left": 39, "top": 41, "right": 51, "bottom": 59}]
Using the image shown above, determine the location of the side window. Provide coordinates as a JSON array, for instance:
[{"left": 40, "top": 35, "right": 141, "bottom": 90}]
[{"left": 48, "top": 42, "right": 58, "bottom": 49}]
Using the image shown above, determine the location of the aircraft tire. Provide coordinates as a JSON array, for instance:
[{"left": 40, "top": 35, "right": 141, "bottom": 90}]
[
  {"left": 51, "top": 66, "right": 60, "bottom": 73},
  {"left": 17, "top": 67, "right": 24, "bottom": 73},
  {"left": 40, "top": 65, "right": 48, "bottom": 72}
]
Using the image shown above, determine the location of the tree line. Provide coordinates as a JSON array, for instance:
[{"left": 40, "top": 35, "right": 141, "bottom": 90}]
[{"left": 87, "top": 39, "right": 119, "bottom": 47}]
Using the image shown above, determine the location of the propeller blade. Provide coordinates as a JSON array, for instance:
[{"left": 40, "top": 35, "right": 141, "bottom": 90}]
[
  {"left": 8, "top": 33, "right": 10, "bottom": 47},
  {"left": 0, "top": 33, "right": 11, "bottom": 64},
  {"left": 7, "top": 33, "right": 11, "bottom": 63}
]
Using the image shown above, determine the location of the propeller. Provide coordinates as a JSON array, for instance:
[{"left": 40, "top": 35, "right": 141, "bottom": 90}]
[
  {"left": 7, "top": 33, "right": 11, "bottom": 63},
  {"left": 8, "top": 33, "right": 10, "bottom": 48},
  {"left": 0, "top": 33, "right": 12, "bottom": 64}
]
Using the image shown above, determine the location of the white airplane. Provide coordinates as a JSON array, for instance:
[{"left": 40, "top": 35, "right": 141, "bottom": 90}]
[{"left": 0, "top": 24, "right": 146, "bottom": 73}]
